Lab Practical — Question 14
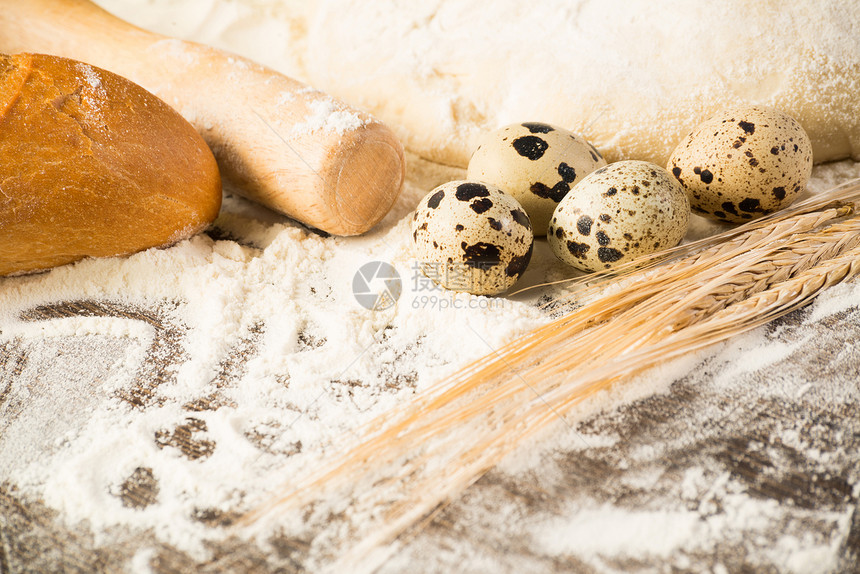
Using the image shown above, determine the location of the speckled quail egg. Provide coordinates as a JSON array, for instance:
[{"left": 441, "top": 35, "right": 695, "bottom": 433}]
[
  {"left": 548, "top": 161, "right": 689, "bottom": 272},
  {"left": 467, "top": 122, "right": 607, "bottom": 236},
  {"left": 668, "top": 105, "right": 813, "bottom": 223},
  {"left": 412, "top": 180, "right": 533, "bottom": 295}
]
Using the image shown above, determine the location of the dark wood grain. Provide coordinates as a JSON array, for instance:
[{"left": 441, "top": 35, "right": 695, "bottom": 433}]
[
  {"left": 1, "top": 301, "right": 859, "bottom": 572},
  {"left": 19, "top": 300, "right": 187, "bottom": 409}
]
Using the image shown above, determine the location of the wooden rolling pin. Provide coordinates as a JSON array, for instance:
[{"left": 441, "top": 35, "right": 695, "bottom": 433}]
[{"left": 0, "top": 0, "right": 405, "bottom": 236}]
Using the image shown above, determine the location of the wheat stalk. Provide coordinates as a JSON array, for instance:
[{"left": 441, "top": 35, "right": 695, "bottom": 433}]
[{"left": 241, "top": 179, "right": 860, "bottom": 573}]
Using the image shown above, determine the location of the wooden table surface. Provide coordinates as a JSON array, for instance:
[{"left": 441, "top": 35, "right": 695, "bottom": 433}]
[{"left": 2, "top": 290, "right": 859, "bottom": 572}]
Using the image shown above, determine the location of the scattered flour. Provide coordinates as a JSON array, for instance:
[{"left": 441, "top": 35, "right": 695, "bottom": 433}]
[
  {"left": 534, "top": 504, "right": 706, "bottom": 559},
  {"left": 147, "top": 38, "right": 198, "bottom": 67},
  {"left": 290, "top": 98, "right": 366, "bottom": 136},
  {"left": 75, "top": 62, "right": 108, "bottom": 125},
  {"left": 532, "top": 493, "right": 847, "bottom": 574},
  {"left": 77, "top": 62, "right": 103, "bottom": 90},
  {"left": 2, "top": 161, "right": 856, "bottom": 568},
  {"left": 276, "top": 90, "right": 296, "bottom": 105}
]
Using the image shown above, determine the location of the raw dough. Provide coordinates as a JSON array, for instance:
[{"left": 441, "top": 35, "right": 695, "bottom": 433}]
[{"left": 98, "top": 0, "right": 860, "bottom": 167}]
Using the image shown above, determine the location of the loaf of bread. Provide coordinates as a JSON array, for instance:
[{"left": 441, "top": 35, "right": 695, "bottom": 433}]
[{"left": 0, "top": 52, "right": 221, "bottom": 276}]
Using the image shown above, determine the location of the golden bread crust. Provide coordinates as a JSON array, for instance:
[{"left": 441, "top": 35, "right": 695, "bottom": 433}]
[{"left": 0, "top": 53, "right": 221, "bottom": 276}]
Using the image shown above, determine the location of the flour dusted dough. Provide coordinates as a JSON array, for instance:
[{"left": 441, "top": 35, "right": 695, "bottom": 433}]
[
  {"left": 98, "top": 0, "right": 860, "bottom": 167},
  {"left": 302, "top": 0, "right": 859, "bottom": 167}
]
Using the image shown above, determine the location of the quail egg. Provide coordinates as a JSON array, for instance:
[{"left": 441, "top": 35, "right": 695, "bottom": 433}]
[
  {"left": 467, "top": 122, "right": 606, "bottom": 236},
  {"left": 548, "top": 161, "right": 689, "bottom": 272},
  {"left": 668, "top": 105, "right": 813, "bottom": 223},
  {"left": 412, "top": 180, "right": 533, "bottom": 295}
]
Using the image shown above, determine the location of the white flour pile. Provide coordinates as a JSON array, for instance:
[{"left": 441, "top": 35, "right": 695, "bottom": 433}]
[
  {"left": 93, "top": 0, "right": 860, "bottom": 169},
  {"left": 0, "top": 1, "right": 858, "bottom": 572}
]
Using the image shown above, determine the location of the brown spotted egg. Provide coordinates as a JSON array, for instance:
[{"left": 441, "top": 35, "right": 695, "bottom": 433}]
[
  {"left": 668, "top": 106, "right": 813, "bottom": 223},
  {"left": 412, "top": 180, "right": 533, "bottom": 295},
  {"left": 467, "top": 122, "right": 606, "bottom": 236},
  {"left": 548, "top": 161, "right": 689, "bottom": 272}
]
